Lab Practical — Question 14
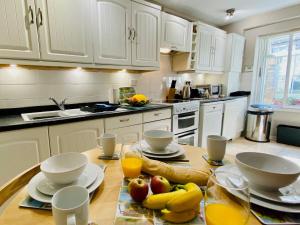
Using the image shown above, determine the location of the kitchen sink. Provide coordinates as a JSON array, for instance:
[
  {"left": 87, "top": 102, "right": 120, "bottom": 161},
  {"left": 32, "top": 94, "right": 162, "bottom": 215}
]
[{"left": 21, "top": 108, "right": 91, "bottom": 121}]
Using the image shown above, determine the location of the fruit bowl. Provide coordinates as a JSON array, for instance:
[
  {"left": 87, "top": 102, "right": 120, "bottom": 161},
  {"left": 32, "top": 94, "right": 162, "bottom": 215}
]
[{"left": 125, "top": 94, "right": 149, "bottom": 107}]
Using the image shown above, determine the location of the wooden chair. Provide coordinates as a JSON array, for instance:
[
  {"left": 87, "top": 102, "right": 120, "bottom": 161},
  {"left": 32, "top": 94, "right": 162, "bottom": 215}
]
[{"left": 0, "top": 164, "right": 40, "bottom": 207}]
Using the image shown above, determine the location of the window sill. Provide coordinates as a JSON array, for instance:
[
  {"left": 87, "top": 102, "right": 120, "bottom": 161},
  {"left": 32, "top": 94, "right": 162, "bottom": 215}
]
[{"left": 274, "top": 106, "right": 300, "bottom": 113}]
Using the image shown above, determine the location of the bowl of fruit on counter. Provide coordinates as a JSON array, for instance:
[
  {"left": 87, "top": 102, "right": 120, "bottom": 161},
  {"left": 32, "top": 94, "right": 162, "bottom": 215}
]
[
  {"left": 127, "top": 175, "right": 203, "bottom": 224},
  {"left": 125, "top": 94, "right": 149, "bottom": 107}
]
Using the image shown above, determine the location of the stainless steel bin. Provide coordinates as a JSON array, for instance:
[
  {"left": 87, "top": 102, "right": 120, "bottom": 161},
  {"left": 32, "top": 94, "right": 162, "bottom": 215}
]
[{"left": 245, "top": 105, "right": 274, "bottom": 142}]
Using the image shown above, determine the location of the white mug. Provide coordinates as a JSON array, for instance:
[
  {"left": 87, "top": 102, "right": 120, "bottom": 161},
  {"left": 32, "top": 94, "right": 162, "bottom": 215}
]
[
  {"left": 207, "top": 135, "right": 227, "bottom": 161},
  {"left": 97, "top": 133, "right": 116, "bottom": 156},
  {"left": 52, "top": 186, "right": 89, "bottom": 225}
]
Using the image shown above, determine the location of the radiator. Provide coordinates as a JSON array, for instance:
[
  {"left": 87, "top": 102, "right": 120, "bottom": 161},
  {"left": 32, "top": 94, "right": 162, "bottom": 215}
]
[{"left": 277, "top": 125, "right": 300, "bottom": 147}]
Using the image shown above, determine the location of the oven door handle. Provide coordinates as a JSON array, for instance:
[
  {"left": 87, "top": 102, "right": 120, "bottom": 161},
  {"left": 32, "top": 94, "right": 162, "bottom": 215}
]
[
  {"left": 178, "top": 115, "right": 196, "bottom": 120},
  {"left": 177, "top": 132, "right": 196, "bottom": 139}
]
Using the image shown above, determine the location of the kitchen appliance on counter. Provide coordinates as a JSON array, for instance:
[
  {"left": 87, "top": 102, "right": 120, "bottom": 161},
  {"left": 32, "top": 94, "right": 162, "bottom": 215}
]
[
  {"left": 80, "top": 102, "right": 121, "bottom": 113},
  {"left": 182, "top": 81, "right": 191, "bottom": 99},
  {"left": 194, "top": 84, "right": 222, "bottom": 98},
  {"left": 157, "top": 100, "right": 200, "bottom": 146}
]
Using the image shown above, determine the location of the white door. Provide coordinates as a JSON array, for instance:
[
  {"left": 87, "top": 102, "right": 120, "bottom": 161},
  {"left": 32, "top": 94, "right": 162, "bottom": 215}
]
[
  {"left": 230, "top": 34, "right": 245, "bottom": 72},
  {"left": 49, "top": 120, "right": 104, "bottom": 155},
  {"left": 93, "top": 0, "right": 132, "bottom": 65},
  {"left": 161, "top": 12, "right": 191, "bottom": 52},
  {"left": 0, "top": 0, "right": 40, "bottom": 59},
  {"left": 0, "top": 127, "right": 50, "bottom": 186},
  {"left": 143, "top": 119, "right": 172, "bottom": 132},
  {"left": 196, "top": 25, "right": 213, "bottom": 72},
  {"left": 36, "top": 0, "right": 93, "bottom": 63},
  {"left": 106, "top": 124, "right": 142, "bottom": 144},
  {"left": 131, "top": 2, "right": 160, "bottom": 67},
  {"left": 212, "top": 32, "right": 226, "bottom": 72}
]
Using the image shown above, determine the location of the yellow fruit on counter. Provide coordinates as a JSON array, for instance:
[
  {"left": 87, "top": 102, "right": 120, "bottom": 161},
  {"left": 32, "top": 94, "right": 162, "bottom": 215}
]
[
  {"left": 183, "top": 182, "right": 201, "bottom": 192},
  {"left": 142, "top": 189, "right": 186, "bottom": 209},
  {"left": 166, "top": 190, "right": 203, "bottom": 212},
  {"left": 131, "top": 94, "right": 148, "bottom": 102},
  {"left": 161, "top": 208, "right": 199, "bottom": 224}
]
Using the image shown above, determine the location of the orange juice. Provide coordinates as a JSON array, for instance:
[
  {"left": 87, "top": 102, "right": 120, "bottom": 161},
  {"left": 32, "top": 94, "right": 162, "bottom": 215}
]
[
  {"left": 205, "top": 203, "right": 248, "bottom": 225},
  {"left": 121, "top": 157, "right": 142, "bottom": 178}
]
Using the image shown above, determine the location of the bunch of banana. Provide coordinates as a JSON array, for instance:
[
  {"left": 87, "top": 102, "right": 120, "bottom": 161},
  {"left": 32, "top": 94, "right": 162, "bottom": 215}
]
[{"left": 143, "top": 182, "right": 203, "bottom": 223}]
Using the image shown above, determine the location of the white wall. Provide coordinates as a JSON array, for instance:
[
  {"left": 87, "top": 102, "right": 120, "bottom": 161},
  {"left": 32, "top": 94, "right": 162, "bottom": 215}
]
[{"left": 222, "top": 4, "right": 300, "bottom": 139}]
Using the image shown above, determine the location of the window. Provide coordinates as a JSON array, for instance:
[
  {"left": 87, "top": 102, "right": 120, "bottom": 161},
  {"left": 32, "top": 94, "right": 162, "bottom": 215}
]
[{"left": 259, "top": 31, "right": 300, "bottom": 107}]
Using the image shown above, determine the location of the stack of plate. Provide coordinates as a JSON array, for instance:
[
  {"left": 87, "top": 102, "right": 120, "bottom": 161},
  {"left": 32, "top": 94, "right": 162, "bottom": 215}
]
[
  {"left": 131, "top": 140, "right": 185, "bottom": 160},
  {"left": 216, "top": 165, "right": 300, "bottom": 213},
  {"left": 27, "top": 163, "right": 104, "bottom": 203}
]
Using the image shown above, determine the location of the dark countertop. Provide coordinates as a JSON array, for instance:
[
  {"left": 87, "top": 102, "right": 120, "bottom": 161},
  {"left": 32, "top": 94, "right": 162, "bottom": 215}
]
[
  {"left": 196, "top": 96, "right": 247, "bottom": 104},
  {"left": 0, "top": 104, "right": 172, "bottom": 132}
]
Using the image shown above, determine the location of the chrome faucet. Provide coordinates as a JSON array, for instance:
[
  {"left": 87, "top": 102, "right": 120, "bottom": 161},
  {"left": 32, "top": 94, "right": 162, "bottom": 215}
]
[{"left": 49, "top": 97, "right": 67, "bottom": 111}]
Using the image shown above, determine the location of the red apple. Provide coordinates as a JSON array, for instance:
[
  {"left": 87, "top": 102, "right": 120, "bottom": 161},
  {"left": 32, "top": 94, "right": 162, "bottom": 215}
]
[
  {"left": 150, "top": 176, "right": 171, "bottom": 194},
  {"left": 128, "top": 178, "right": 149, "bottom": 202}
]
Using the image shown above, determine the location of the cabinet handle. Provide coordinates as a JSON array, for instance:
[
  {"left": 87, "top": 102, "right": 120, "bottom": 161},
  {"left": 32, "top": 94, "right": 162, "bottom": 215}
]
[
  {"left": 128, "top": 27, "right": 132, "bottom": 40},
  {"left": 132, "top": 28, "right": 136, "bottom": 41},
  {"left": 120, "top": 118, "right": 130, "bottom": 122},
  {"left": 37, "top": 8, "right": 43, "bottom": 27},
  {"left": 171, "top": 46, "right": 177, "bottom": 49},
  {"left": 154, "top": 113, "right": 162, "bottom": 116},
  {"left": 28, "top": 6, "right": 34, "bottom": 24}
]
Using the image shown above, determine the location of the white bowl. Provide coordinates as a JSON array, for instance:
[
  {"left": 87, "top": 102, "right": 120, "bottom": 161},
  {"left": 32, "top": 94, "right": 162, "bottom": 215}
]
[
  {"left": 143, "top": 130, "right": 173, "bottom": 151},
  {"left": 236, "top": 152, "right": 300, "bottom": 191},
  {"left": 41, "top": 152, "right": 88, "bottom": 185}
]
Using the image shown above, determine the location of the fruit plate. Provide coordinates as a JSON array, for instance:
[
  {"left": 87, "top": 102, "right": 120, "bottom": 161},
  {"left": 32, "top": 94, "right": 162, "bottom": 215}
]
[
  {"left": 27, "top": 163, "right": 104, "bottom": 203},
  {"left": 133, "top": 140, "right": 180, "bottom": 156}
]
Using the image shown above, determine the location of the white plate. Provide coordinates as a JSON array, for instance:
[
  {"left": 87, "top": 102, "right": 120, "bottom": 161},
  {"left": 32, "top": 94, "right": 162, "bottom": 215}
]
[
  {"left": 37, "top": 163, "right": 98, "bottom": 196},
  {"left": 137, "top": 140, "right": 179, "bottom": 155},
  {"left": 28, "top": 163, "right": 104, "bottom": 203},
  {"left": 216, "top": 165, "right": 300, "bottom": 213}
]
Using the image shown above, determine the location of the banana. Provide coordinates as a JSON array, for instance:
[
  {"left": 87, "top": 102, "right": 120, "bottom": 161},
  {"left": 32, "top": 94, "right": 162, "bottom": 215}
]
[
  {"left": 142, "top": 189, "right": 186, "bottom": 209},
  {"left": 161, "top": 208, "right": 198, "bottom": 224},
  {"left": 166, "top": 190, "right": 203, "bottom": 212},
  {"left": 184, "top": 182, "right": 201, "bottom": 192}
]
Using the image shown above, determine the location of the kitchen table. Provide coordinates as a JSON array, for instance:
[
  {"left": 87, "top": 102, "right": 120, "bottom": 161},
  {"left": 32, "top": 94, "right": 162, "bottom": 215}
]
[{"left": 0, "top": 145, "right": 261, "bottom": 225}]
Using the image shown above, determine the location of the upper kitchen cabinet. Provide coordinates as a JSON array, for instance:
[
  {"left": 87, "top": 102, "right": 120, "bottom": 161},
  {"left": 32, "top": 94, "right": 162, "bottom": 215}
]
[
  {"left": 196, "top": 23, "right": 226, "bottom": 73},
  {"left": 0, "top": 0, "right": 40, "bottom": 59},
  {"left": 225, "top": 33, "right": 245, "bottom": 73},
  {"left": 161, "top": 12, "right": 192, "bottom": 52},
  {"left": 131, "top": 1, "right": 161, "bottom": 67},
  {"left": 93, "top": 0, "right": 132, "bottom": 65},
  {"left": 36, "top": 0, "right": 93, "bottom": 63}
]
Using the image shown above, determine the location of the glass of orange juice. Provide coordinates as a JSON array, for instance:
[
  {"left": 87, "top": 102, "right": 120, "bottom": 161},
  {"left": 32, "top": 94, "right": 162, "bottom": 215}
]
[
  {"left": 204, "top": 171, "right": 250, "bottom": 225},
  {"left": 120, "top": 133, "right": 143, "bottom": 178}
]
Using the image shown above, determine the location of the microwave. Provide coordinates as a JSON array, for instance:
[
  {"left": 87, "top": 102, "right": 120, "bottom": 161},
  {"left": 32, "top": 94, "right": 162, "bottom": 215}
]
[{"left": 195, "top": 84, "right": 222, "bottom": 97}]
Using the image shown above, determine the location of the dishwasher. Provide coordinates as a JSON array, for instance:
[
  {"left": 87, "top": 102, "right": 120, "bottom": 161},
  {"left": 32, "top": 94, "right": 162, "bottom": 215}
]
[{"left": 198, "top": 102, "right": 224, "bottom": 147}]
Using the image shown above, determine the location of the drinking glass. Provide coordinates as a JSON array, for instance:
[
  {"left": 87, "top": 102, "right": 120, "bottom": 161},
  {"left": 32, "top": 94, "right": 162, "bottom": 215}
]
[
  {"left": 120, "top": 132, "right": 143, "bottom": 178},
  {"left": 204, "top": 171, "right": 250, "bottom": 225}
]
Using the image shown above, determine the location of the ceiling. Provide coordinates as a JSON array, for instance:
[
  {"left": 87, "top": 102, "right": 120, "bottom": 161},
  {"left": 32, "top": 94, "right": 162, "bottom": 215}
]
[{"left": 153, "top": 0, "right": 300, "bottom": 26}]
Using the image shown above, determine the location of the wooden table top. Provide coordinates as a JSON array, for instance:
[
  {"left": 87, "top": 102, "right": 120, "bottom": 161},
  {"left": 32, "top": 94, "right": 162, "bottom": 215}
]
[{"left": 0, "top": 145, "right": 261, "bottom": 225}]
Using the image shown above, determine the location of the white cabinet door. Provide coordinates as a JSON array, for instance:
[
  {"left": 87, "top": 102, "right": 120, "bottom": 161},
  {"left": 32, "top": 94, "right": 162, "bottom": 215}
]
[
  {"left": 36, "top": 0, "right": 93, "bottom": 63},
  {"left": 93, "top": 0, "right": 132, "bottom": 65},
  {"left": 228, "top": 33, "right": 245, "bottom": 72},
  {"left": 0, "top": 0, "right": 40, "bottom": 59},
  {"left": 0, "top": 127, "right": 50, "bottom": 186},
  {"left": 131, "top": 2, "right": 160, "bottom": 67},
  {"left": 49, "top": 120, "right": 104, "bottom": 155},
  {"left": 222, "top": 97, "right": 248, "bottom": 140},
  {"left": 199, "top": 103, "right": 223, "bottom": 147},
  {"left": 212, "top": 32, "right": 226, "bottom": 72},
  {"left": 161, "top": 12, "right": 191, "bottom": 52},
  {"left": 106, "top": 124, "right": 142, "bottom": 144},
  {"left": 143, "top": 119, "right": 172, "bottom": 132},
  {"left": 196, "top": 25, "right": 213, "bottom": 72}
]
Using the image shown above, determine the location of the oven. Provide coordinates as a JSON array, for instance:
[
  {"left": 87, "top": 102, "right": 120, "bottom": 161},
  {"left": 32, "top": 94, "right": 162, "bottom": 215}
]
[
  {"left": 175, "top": 129, "right": 198, "bottom": 147},
  {"left": 173, "top": 110, "right": 199, "bottom": 134}
]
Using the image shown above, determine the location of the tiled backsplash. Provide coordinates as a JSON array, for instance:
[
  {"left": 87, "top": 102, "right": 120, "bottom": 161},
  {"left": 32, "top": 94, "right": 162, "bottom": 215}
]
[
  {"left": 0, "top": 55, "right": 224, "bottom": 109},
  {"left": 0, "top": 66, "right": 139, "bottom": 109}
]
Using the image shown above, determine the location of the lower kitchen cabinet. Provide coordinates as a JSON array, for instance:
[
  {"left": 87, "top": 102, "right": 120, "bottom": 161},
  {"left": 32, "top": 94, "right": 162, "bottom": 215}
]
[
  {"left": 106, "top": 124, "right": 143, "bottom": 144},
  {"left": 143, "top": 119, "right": 171, "bottom": 132},
  {"left": 222, "top": 97, "right": 248, "bottom": 140},
  {"left": 49, "top": 119, "right": 104, "bottom": 155},
  {"left": 0, "top": 127, "right": 50, "bottom": 187},
  {"left": 198, "top": 102, "right": 224, "bottom": 148}
]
